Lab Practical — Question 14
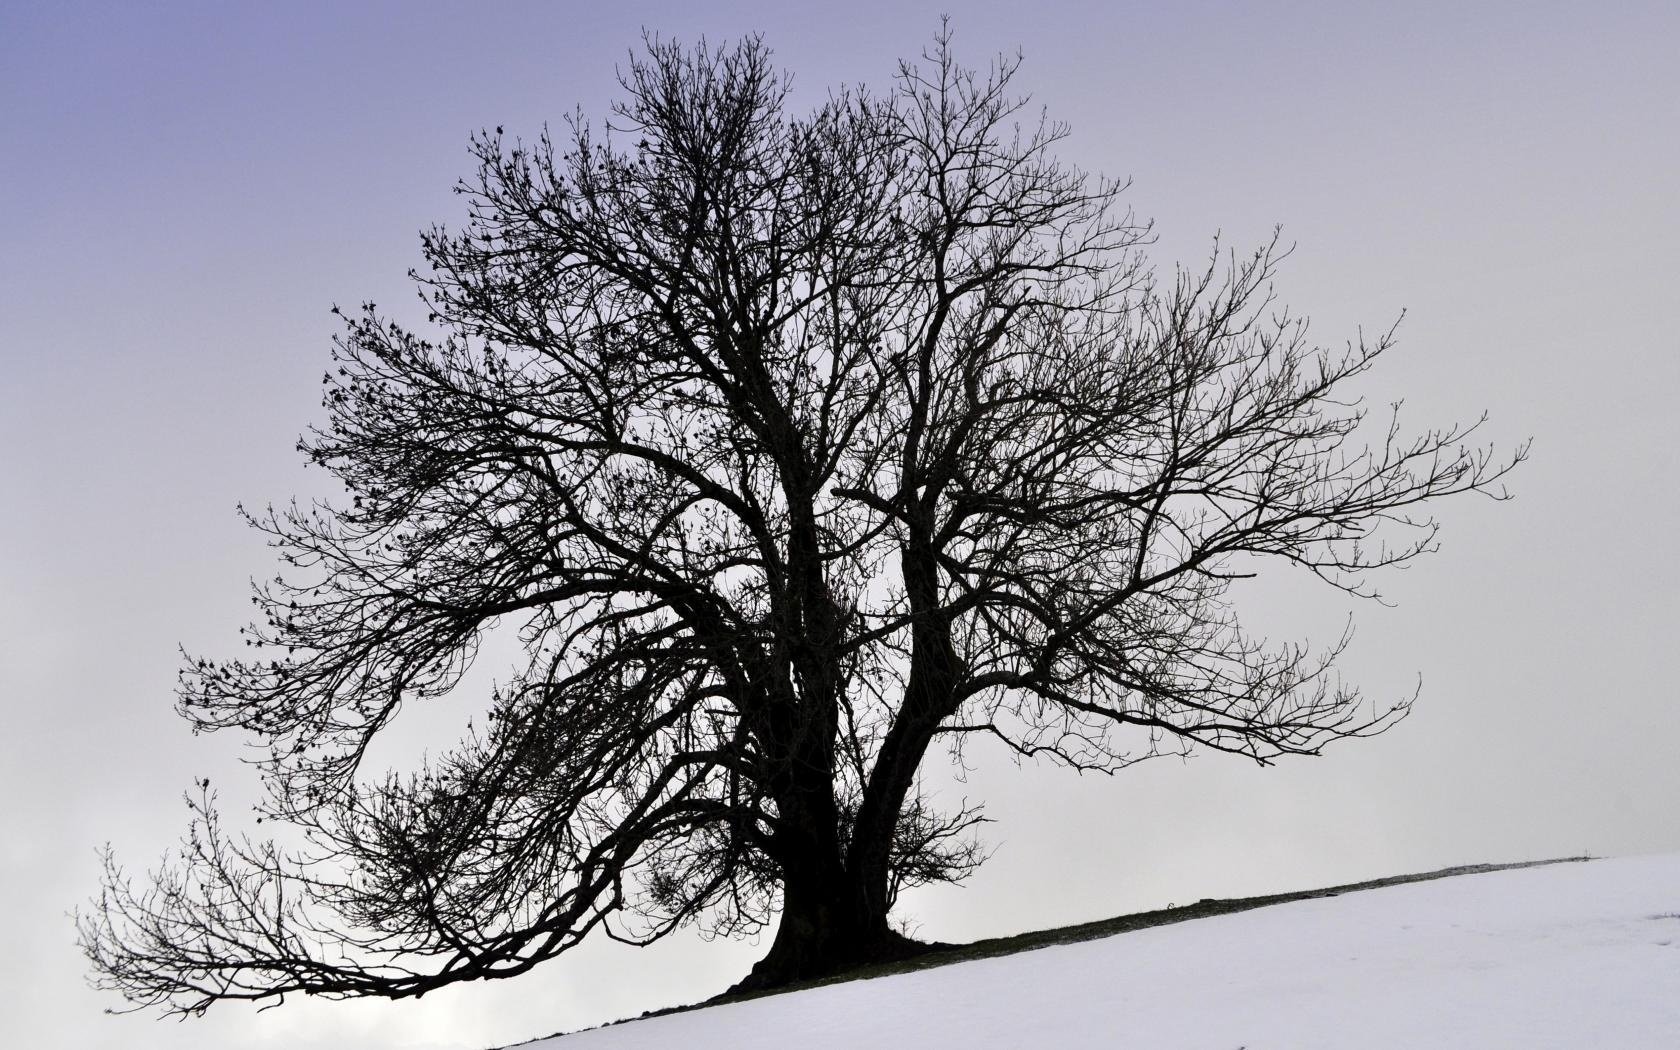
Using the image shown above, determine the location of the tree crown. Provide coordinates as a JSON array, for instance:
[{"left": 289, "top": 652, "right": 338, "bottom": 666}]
[{"left": 81, "top": 27, "right": 1523, "bottom": 1016}]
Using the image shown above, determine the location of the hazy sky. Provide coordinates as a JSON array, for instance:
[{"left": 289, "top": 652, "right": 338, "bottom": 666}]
[{"left": 3, "top": 2, "right": 1676, "bottom": 1047}]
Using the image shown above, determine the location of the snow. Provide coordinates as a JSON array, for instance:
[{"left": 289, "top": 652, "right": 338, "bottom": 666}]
[{"left": 529, "top": 853, "right": 1680, "bottom": 1049}]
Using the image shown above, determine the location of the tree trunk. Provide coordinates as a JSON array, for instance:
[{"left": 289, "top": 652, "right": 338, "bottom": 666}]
[
  {"left": 840, "top": 534, "right": 962, "bottom": 954},
  {"left": 726, "top": 490, "right": 950, "bottom": 995},
  {"left": 726, "top": 865, "right": 928, "bottom": 995}
]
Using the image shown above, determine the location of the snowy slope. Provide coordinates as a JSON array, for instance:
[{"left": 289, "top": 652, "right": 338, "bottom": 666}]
[{"left": 530, "top": 853, "right": 1680, "bottom": 1049}]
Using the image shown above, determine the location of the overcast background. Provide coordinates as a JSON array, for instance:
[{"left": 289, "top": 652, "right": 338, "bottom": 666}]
[{"left": 3, "top": 1, "right": 1676, "bottom": 1047}]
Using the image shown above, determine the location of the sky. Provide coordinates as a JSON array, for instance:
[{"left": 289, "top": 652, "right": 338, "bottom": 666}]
[{"left": 1, "top": 1, "right": 1675, "bottom": 1047}]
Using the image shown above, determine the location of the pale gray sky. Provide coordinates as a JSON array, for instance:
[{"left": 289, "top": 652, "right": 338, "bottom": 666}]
[{"left": 3, "top": 2, "right": 1676, "bottom": 1047}]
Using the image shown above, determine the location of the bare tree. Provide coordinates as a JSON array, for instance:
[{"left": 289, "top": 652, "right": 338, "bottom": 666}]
[{"left": 81, "top": 28, "right": 1523, "bottom": 1016}]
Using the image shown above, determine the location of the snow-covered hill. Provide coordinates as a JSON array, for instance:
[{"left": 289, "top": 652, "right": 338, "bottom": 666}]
[{"left": 529, "top": 853, "right": 1680, "bottom": 1049}]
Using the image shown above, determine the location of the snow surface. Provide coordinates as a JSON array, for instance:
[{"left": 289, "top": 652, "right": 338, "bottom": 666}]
[{"left": 529, "top": 853, "right": 1680, "bottom": 1049}]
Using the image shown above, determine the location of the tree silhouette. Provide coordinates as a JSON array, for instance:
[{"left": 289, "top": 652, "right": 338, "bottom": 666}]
[{"left": 81, "top": 28, "right": 1524, "bottom": 1016}]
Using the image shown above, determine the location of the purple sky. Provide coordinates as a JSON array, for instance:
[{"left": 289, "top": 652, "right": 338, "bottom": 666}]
[{"left": 3, "top": 2, "right": 1676, "bottom": 1047}]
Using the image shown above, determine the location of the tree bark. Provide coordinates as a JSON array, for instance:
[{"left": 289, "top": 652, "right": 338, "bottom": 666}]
[
  {"left": 726, "top": 862, "right": 927, "bottom": 994},
  {"left": 842, "top": 532, "right": 962, "bottom": 938}
]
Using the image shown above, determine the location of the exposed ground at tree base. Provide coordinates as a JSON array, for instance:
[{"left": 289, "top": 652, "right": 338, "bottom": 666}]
[{"left": 500, "top": 854, "right": 1590, "bottom": 1047}]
